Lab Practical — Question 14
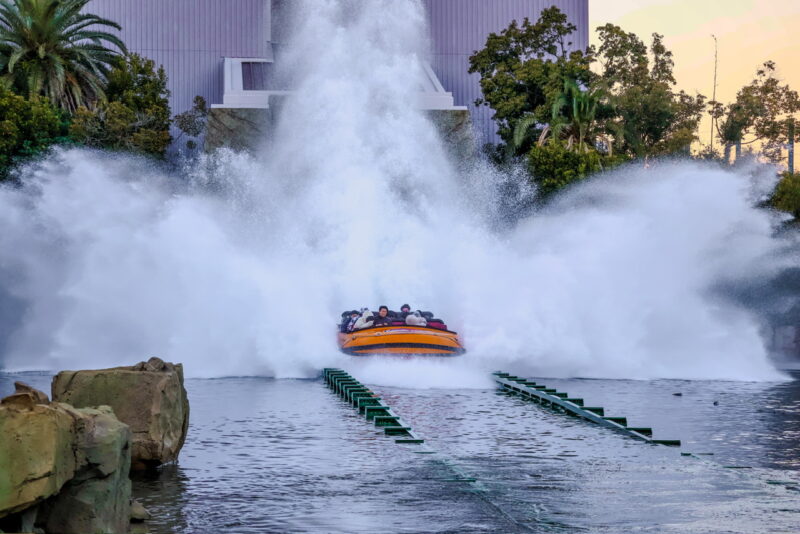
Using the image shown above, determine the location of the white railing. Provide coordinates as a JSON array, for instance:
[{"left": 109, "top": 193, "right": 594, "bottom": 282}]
[{"left": 214, "top": 55, "right": 465, "bottom": 111}]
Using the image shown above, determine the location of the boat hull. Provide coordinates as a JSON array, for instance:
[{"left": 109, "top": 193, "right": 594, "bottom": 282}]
[{"left": 338, "top": 325, "right": 465, "bottom": 356}]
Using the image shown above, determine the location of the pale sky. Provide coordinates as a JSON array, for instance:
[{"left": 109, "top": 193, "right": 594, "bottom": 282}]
[{"left": 590, "top": 0, "right": 800, "bottom": 147}]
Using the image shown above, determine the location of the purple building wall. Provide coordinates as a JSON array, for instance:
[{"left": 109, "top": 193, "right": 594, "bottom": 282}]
[
  {"left": 423, "top": 0, "right": 590, "bottom": 143},
  {"left": 88, "top": 0, "right": 268, "bottom": 116},
  {"left": 87, "top": 0, "right": 588, "bottom": 144}
]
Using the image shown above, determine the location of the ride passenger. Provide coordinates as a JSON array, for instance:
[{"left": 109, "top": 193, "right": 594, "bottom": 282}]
[
  {"left": 353, "top": 308, "right": 375, "bottom": 330},
  {"left": 342, "top": 310, "right": 360, "bottom": 333},
  {"left": 399, "top": 304, "right": 411, "bottom": 318},
  {"left": 372, "top": 305, "right": 392, "bottom": 327},
  {"left": 405, "top": 310, "right": 427, "bottom": 327}
]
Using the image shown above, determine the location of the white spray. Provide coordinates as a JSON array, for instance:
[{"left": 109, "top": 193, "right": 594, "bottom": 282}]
[{"left": 0, "top": 0, "right": 789, "bottom": 383}]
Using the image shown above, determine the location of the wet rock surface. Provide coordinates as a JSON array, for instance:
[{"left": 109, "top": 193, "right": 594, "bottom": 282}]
[
  {"left": 38, "top": 406, "right": 132, "bottom": 534},
  {"left": 0, "top": 386, "right": 76, "bottom": 518},
  {"left": 204, "top": 107, "right": 274, "bottom": 153},
  {"left": 204, "top": 105, "right": 476, "bottom": 163},
  {"left": 0, "top": 384, "right": 132, "bottom": 534},
  {"left": 51, "top": 357, "right": 190, "bottom": 470},
  {"left": 130, "top": 499, "right": 151, "bottom": 522},
  {"left": 426, "top": 109, "right": 476, "bottom": 165}
]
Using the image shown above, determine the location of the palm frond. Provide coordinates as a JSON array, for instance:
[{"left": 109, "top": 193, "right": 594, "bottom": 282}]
[
  {"left": 512, "top": 113, "right": 538, "bottom": 152},
  {"left": 0, "top": 0, "right": 124, "bottom": 108}
]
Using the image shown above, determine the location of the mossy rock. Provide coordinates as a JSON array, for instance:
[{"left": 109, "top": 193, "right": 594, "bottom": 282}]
[
  {"left": 52, "top": 357, "right": 189, "bottom": 469},
  {"left": 0, "top": 401, "right": 77, "bottom": 517}
]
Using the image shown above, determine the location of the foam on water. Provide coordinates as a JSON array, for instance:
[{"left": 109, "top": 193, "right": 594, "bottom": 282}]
[{"left": 0, "top": 0, "right": 790, "bottom": 384}]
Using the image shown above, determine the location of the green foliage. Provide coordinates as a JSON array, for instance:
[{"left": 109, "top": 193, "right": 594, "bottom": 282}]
[
  {"left": 512, "top": 78, "right": 609, "bottom": 157},
  {"left": 174, "top": 95, "right": 208, "bottom": 151},
  {"left": 771, "top": 171, "right": 800, "bottom": 218},
  {"left": 0, "top": 86, "right": 69, "bottom": 178},
  {"left": 511, "top": 113, "right": 539, "bottom": 155},
  {"left": 710, "top": 61, "right": 800, "bottom": 163},
  {"left": 468, "top": 6, "right": 594, "bottom": 145},
  {"left": 596, "top": 25, "right": 705, "bottom": 157},
  {"left": 527, "top": 142, "right": 626, "bottom": 197},
  {"left": 105, "top": 53, "right": 170, "bottom": 128},
  {"left": 549, "top": 78, "right": 606, "bottom": 151},
  {"left": 470, "top": 9, "right": 706, "bottom": 165},
  {"left": 0, "top": 0, "right": 126, "bottom": 112},
  {"left": 70, "top": 53, "right": 171, "bottom": 157}
]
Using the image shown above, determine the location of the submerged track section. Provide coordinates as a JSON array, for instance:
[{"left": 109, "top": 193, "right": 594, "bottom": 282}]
[
  {"left": 321, "top": 368, "right": 544, "bottom": 531},
  {"left": 494, "top": 372, "right": 681, "bottom": 446},
  {"left": 323, "top": 368, "right": 425, "bottom": 444}
]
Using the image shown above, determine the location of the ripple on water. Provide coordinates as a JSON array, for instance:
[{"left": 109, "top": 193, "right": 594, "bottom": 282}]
[{"left": 2, "top": 372, "right": 799, "bottom": 533}]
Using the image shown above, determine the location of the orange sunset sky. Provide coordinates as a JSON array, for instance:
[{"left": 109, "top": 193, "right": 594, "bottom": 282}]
[{"left": 590, "top": 0, "right": 800, "bottom": 149}]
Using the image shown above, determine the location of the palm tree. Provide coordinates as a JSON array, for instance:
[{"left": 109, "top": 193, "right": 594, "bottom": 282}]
[
  {"left": 509, "top": 113, "right": 538, "bottom": 157},
  {"left": 511, "top": 79, "right": 608, "bottom": 157},
  {"left": 549, "top": 78, "right": 604, "bottom": 152},
  {"left": 0, "top": 0, "right": 126, "bottom": 111}
]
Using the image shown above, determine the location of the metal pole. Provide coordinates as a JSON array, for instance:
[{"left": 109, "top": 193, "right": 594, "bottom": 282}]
[
  {"left": 710, "top": 35, "right": 718, "bottom": 155},
  {"left": 789, "top": 118, "right": 795, "bottom": 175}
]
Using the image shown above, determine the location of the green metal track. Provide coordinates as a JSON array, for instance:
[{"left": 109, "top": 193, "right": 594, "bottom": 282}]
[
  {"left": 323, "top": 368, "right": 425, "bottom": 444},
  {"left": 494, "top": 372, "right": 681, "bottom": 447}
]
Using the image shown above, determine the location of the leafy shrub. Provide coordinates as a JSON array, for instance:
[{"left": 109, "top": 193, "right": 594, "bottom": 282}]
[
  {"left": 174, "top": 96, "right": 208, "bottom": 151},
  {"left": 527, "top": 142, "right": 626, "bottom": 197},
  {"left": 0, "top": 88, "right": 70, "bottom": 179},
  {"left": 771, "top": 171, "right": 800, "bottom": 218},
  {"left": 70, "top": 53, "right": 171, "bottom": 157}
]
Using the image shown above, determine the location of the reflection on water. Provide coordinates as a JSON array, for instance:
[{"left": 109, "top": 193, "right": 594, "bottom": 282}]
[
  {"left": 2, "top": 372, "right": 798, "bottom": 533},
  {"left": 385, "top": 378, "right": 800, "bottom": 533},
  {"left": 539, "top": 371, "right": 800, "bottom": 471},
  {"left": 130, "top": 378, "right": 523, "bottom": 533}
]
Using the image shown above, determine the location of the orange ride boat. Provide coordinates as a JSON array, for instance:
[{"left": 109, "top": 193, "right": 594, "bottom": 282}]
[{"left": 337, "top": 310, "right": 465, "bottom": 356}]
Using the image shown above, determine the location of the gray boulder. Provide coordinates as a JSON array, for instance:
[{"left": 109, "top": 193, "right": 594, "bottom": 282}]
[
  {"left": 38, "top": 406, "right": 132, "bottom": 534},
  {"left": 0, "top": 386, "right": 132, "bottom": 534},
  {"left": 52, "top": 357, "right": 189, "bottom": 470}
]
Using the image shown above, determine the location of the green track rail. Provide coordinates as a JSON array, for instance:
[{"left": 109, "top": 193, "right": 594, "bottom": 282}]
[
  {"left": 322, "top": 369, "right": 797, "bottom": 505},
  {"left": 321, "top": 368, "right": 546, "bottom": 530},
  {"left": 494, "top": 372, "right": 681, "bottom": 447},
  {"left": 323, "top": 368, "right": 425, "bottom": 444}
]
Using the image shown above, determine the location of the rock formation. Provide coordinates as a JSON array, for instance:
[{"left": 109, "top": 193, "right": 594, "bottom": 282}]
[
  {"left": 130, "top": 499, "right": 151, "bottom": 522},
  {"left": 0, "top": 383, "right": 132, "bottom": 534},
  {"left": 426, "top": 109, "right": 477, "bottom": 166},
  {"left": 205, "top": 107, "right": 273, "bottom": 152},
  {"left": 0, "top": 384, "right": 77, "bottom": 518},
  {"left": 52, "top": 357, "right": 190, "bottom": 470},
  {"left": 204, "top": 98, "right": 477, "bottom": 164}
]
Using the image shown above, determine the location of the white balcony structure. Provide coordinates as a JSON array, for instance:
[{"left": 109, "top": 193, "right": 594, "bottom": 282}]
[{"left": 214, "top": 56, "right": 465, "bottom": 111}]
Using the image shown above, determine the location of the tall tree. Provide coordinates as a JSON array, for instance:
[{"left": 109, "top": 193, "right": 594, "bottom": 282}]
[
  {"left": 710, "top": 61, "right": 800, "bottom": 163},
  {"left": 595, "top": 25, "right": 705, "bottom": 158},
  {"left": 70, "top": 53, "right": 171, "bottom": 157},
  {"left": 0, "top": 0, "right": 126, "bottom": 112},
  {"left": 468, "top": 6, "right": 594, "bottom": 147}
]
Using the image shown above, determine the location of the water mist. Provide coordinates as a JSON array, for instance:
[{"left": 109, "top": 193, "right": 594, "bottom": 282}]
[{"left": 0, "top": 0, "right": 790, "bottom": 384}]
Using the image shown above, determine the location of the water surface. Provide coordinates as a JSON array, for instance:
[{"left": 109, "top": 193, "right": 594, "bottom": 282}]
[{"left": 2, "top": 371, "right": 798, "bottom": 533}]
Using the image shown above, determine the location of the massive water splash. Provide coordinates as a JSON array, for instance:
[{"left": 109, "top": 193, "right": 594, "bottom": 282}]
[{"left": 0, "top": 0, "right": 790, "bottom": 383}]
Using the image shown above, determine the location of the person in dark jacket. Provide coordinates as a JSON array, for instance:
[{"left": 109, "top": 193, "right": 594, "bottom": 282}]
[
  {"left": 399, "top": 304, "right": 411, "bottom": 318},
  {"left": 372, "top": 305, "right": 392, "bottom": 327},
  {"left": 341, "top": 310, "right": 360, "bottom": 333}
]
